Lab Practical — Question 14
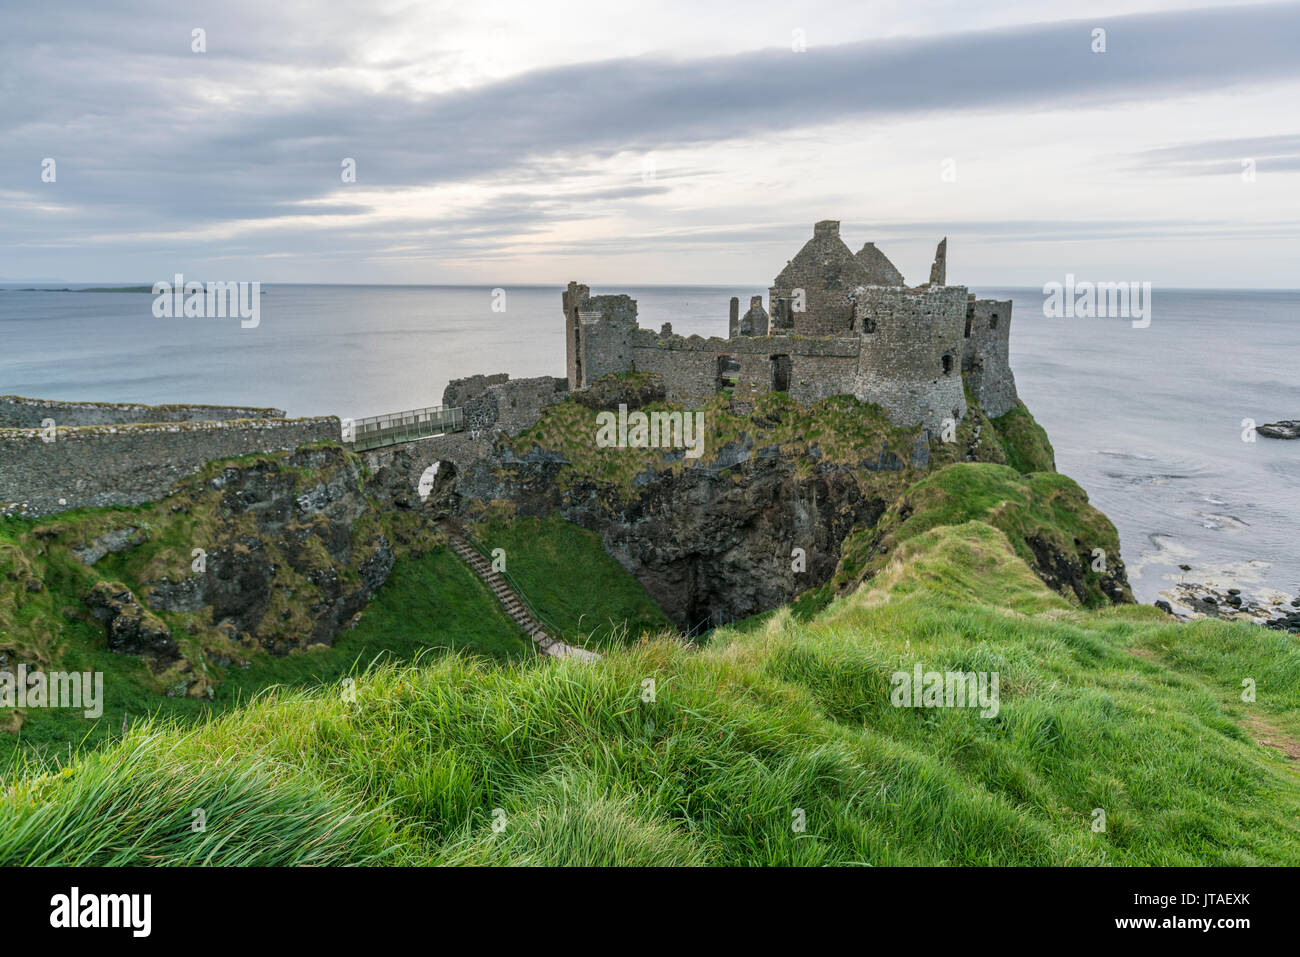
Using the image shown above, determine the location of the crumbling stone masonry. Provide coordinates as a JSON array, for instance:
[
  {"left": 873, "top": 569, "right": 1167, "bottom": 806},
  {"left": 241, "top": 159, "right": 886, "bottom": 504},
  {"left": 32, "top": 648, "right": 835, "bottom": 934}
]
[
  {"left": 564, "top": 221, "right": 1017, "bottom": 433},
  {"left": 0, "top": 395, "right": 285, "bottom": 428},
  {"left": 0, "top": 416, "right": 339, "bottom": 515}
]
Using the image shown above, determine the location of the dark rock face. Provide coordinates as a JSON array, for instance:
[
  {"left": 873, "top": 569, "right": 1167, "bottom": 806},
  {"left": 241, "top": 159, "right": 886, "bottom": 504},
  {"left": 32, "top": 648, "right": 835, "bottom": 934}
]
[
  {"left": 455, "top": 442, "right": 884, "bottom": 630},
  {"left": 139, "top": 446, "right": 394, "bottom": 655},
  {"left": 84, "top": 581, "right": 179, "bottom": 666},
  {"left": 1024, "top": 534, "right": 1131, "bottom": 607},
  {"left": 1258, "top": 420, "right": 1300, "bottom": 439}
]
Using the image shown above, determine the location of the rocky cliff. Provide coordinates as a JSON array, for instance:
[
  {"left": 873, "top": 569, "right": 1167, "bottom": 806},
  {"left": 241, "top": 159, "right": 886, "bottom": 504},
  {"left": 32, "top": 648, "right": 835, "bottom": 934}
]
[
  {"left": 1, "top": 445, "right": 432, "bottom": 700},
  {"left": 369, "top": 373, "right": 1130, "bottom": 629}
]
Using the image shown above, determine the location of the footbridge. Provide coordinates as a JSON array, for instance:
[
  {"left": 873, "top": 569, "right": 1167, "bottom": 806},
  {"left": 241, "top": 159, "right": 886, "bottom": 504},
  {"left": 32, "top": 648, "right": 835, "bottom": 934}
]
[{"left": 345, "top": 404, "right": 464, "bottom": 452}]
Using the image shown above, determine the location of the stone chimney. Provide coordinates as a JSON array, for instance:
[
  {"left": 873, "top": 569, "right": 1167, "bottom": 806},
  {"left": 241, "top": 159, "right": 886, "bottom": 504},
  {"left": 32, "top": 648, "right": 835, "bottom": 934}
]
[{"left": 814, "top": 220, "right": 840, "bottom": 239}]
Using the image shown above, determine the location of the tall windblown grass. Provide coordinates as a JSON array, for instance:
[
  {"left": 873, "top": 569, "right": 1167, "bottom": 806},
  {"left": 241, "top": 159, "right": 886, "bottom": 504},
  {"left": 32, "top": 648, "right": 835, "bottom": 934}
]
[{"left": 1, "top": 520, "right": 1296, "bottom": 866}]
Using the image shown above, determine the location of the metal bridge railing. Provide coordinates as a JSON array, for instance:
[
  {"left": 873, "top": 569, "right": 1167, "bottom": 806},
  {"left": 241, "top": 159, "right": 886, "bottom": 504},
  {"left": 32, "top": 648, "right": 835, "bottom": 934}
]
[{"left": 346, "top": 404, "right": 464, "bottom": 451}]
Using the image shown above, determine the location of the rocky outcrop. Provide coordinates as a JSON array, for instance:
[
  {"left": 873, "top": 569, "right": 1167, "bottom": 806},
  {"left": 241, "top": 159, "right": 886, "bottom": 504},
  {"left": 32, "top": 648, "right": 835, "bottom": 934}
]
[
  {"left": 73, "top": 527, "right": 146, "bottom": 565},
  {"left": 370, "top": 385, "right": 1131, "bottom": 629},
  {"left": 1258, "top": 420, "right": 1300, "bottom": 439},
  {"left": 62, "top": 445, "right": 397, "bottom": 678},
  {"left": 1024, "top": 534, "right": 1130, "bottom": 607},
  {"left": 141, "top": 446, "right": 394, "bottom": 653},
  {"left": 445, "top": 440, "right": 885, "bottom": 631},
  {"left": 84, "top": 581, "right": 179, "bottom": 666}
]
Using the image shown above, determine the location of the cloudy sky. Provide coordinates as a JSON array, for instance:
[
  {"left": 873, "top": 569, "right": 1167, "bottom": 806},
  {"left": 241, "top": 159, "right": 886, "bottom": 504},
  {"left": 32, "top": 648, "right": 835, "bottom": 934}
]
[{"left": 2, "top": 0, "right": 1298, "bottom": 286}]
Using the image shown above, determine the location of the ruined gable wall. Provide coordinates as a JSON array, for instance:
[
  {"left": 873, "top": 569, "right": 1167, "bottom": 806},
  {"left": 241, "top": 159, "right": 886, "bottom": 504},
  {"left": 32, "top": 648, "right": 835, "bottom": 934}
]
[
  {"left": 768, "top": 282, "right": 857, "bottom": 337},
  {"left": 962, "top": 298, "right": 1018, "bottom": 417},
  {"left": 853, "top": 286, "right": 969, "bottom": 432}
]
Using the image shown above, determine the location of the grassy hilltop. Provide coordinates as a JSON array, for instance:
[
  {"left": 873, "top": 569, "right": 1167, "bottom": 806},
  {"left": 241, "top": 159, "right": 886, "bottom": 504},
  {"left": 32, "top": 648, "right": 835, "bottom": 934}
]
[
  {"left": 0, "top": 392, "right": 1296, "bottom": 865},
  {"left": 2, "top": 514, "right": 1296, "bottom": 865}
]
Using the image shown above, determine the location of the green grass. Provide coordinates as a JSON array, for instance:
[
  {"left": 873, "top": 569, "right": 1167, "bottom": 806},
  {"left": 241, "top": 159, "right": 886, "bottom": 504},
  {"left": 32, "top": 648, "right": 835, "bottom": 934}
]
[
  {"left": 0, "top": 448, "right": 669, "bottom": 764},
  {"left": 829, "top": 462, "right": 1129, "bottom": 607},
  {"left": 3, "top": 516, "right": 1295, "bottom": 865},
  {"left": 472, "top": 514, "right": 673, "bottom": 649},
  {"left": 989, "top": 401, "right": 1057, "bottom": 474},
  {"left": 0, "top": 540, "right": 537, "bottom": 767}
]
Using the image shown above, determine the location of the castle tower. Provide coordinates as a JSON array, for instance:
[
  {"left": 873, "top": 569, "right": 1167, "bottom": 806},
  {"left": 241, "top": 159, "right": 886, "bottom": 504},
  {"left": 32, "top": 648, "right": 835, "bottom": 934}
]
[
  {"left": 768, "top": 221, "right": 871, "bottom": 336},
  {"left": 961, "top": 297, "right": 1018, "bottom": 417},
  {"left": 852, "top": 283, "right": 969, "bottom": 433},
  {"left": 563, "top": 282, "right": 638, "bottom": 390},
  {"left": 854, "top": 242, "right": 906, "bottom": 286}
]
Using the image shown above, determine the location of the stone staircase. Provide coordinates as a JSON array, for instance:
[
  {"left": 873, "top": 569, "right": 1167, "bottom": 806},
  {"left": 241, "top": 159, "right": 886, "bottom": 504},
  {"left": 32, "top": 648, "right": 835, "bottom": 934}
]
[{"left": 438, "top": 521, "right": 597, "bottom": 661}]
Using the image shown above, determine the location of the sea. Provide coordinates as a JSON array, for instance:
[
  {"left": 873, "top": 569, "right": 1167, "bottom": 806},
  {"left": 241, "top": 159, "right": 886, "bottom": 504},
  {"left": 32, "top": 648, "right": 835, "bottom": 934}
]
[{"left": 1, "top": 282, "right": 1296, "bottom": 606}]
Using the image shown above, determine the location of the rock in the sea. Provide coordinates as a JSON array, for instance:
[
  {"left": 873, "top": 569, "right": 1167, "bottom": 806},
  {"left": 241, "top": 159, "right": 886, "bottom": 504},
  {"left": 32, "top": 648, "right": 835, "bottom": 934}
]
[
  {"left": 1257, "top": 420, "right": 1300, "bottom": 439},
  {"left": 1154, "top": 599, "right": 1174, "bottom": 615}
]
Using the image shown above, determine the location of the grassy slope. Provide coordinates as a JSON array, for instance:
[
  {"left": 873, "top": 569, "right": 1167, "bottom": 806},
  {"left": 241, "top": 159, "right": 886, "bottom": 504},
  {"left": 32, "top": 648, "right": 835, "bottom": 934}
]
[
  {"left": 989, "top": 401, "right": 1057, "bottom": 474},
  {"left": 4, "top": 517, "right": 1295, "bottom": 865},
  {"left": 0, "top": 475, "right": 670, "bottom": 764},
  {"left": 833, "top": 462, "right": 1127, "bottom": 605},
  {"left": 472, "top": 514, "right": 673, "bottom": 650}
]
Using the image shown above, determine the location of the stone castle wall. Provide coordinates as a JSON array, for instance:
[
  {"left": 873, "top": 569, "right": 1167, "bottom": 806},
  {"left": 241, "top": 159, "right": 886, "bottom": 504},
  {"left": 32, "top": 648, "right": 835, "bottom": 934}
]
[
  {"left": 442, "top": 374, "right": 569, "bottom": 436},
  {"left": 565, "top": 285, "right": 638, "bottom": 390},
  {"left": 0, "top": 395, "right": 285, "bottom": 428},
  {"left": 624, "top": 330, "right": 860, "bottom": 404},
  {"left": 962, "top": 298, "right": 1018, "bottom": 418},
  {"left": 566, "top": 280, "right": 984, "bottom": 432},
  {"left": 0, "top": 416, "right": 339, "bottom": 515},
  {"left": 852, "top": 285, "right": 969, "bottom": 433}
]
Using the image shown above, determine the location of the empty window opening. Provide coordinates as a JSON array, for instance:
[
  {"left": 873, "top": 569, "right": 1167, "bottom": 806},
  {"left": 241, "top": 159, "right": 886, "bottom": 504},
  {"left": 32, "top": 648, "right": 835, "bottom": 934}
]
[
  {"left": 716, "top": 355, "right": 741, "bottom": 391},
  {"left": 770, "top": 354, "right": 791, "bottom": 392}
]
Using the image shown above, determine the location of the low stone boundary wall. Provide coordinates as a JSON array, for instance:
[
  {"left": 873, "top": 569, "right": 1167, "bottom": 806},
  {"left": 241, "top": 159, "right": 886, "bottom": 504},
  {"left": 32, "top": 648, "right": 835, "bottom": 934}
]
[
  {"left": 0, "top": 395, "right": 285, "bottom": 428},
  {"left": 0, "top": 417, "right": 339, "bottom": 515}
]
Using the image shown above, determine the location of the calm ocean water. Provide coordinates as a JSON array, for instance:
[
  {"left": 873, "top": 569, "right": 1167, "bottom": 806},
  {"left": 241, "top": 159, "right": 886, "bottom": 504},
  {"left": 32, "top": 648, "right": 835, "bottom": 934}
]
[{"left": 1, "top": 283, "right": 1296, "bottom": 605}]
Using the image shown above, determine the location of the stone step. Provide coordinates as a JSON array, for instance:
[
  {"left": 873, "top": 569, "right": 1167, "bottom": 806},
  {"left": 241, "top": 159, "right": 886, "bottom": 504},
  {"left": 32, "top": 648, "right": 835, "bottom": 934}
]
[{"left": 437, "top": 519, "right": 597, "bottom": 661}]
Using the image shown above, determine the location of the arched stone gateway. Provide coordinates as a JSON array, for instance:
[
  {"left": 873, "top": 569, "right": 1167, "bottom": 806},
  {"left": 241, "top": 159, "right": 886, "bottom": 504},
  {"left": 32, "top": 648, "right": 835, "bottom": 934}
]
[{"left": 418, "top": 460, "right": 459, "bottom": 516}]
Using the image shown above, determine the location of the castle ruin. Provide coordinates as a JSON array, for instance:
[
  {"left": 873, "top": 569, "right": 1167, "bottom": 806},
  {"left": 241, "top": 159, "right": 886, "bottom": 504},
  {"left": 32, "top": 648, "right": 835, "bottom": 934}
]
[{"left": 564, "top": 221, "right": 1018, "bottom": 432}]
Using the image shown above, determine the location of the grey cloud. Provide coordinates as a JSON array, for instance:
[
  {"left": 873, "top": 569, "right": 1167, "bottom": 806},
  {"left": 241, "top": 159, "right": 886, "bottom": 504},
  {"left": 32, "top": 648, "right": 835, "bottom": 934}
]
[
  {"left": 3, "top": 2, "right": 1300, "bottom": 272},
  {"left": 1132, "top": 134, "right": 1300, "bottom": 175}
]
